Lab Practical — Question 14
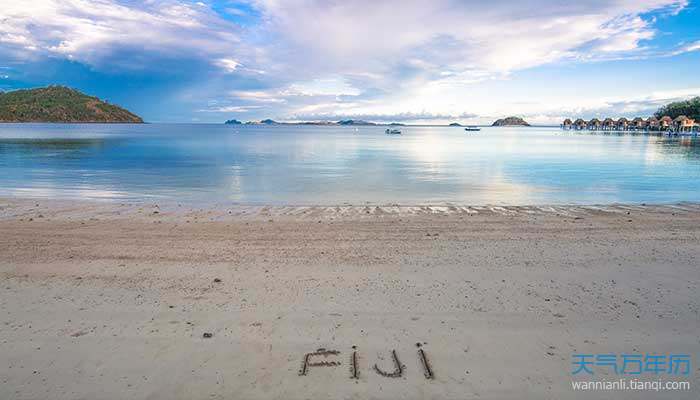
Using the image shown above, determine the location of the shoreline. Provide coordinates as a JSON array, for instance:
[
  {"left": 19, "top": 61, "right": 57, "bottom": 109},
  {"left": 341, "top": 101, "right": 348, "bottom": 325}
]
[
  {"left": 2, "top": 197, "right": 699, "bottom": 399},
  {"left": 3, "top": 197, "right": 700, "bottom": 222}
]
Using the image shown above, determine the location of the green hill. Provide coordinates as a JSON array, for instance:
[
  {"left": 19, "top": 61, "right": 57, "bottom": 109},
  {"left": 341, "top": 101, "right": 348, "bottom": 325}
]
[
  {"left": 491, "top": 116, "right": 530, "bottom": 126},
  {"left": 0, "top": 86, "right": 143, "bottom": 123}
]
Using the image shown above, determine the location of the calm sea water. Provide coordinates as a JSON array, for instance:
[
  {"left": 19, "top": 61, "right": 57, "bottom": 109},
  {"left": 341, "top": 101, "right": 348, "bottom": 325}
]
[{"left": 1, "top": 123, "right": 699, "bottom": 205}]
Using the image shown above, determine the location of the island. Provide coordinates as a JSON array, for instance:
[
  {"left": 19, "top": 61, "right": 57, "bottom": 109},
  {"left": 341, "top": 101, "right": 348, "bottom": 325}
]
[
  {"left": 223, "top": 119, "right": 481, "bottom": 127},
  {"left": 0, "top": 86, "right": 143, "bottom": 123},
  {"left": 337, "top": 119, "right": 377, "bottom": 126},
  {"left": 228, "top": 119, "right": 381, "bottom": 126},
  {"left": 491, "top": 116, "right": 530, "bottom": 126},
  {"left": 243, "top": 119, "right": 279, "bottom": 125}
]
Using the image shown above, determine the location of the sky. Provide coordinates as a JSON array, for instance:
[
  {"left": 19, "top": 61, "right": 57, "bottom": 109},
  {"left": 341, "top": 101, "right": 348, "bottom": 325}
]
[{"left": 1, "top": 0, "right": 699, "bottom": 124}]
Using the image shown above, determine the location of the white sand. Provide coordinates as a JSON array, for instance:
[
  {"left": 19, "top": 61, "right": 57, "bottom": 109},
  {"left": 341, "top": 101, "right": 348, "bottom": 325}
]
[{"left": 1, "top": 198, "right": 699, "bottom": 399}]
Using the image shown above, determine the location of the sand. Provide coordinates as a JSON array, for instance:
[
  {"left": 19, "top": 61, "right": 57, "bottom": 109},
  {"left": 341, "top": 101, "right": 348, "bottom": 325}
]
[{"left": 1, "top": 198, "right": 699, "bottom": 399}]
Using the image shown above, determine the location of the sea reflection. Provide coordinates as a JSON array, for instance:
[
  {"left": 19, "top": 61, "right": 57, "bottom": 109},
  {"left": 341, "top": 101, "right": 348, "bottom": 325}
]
[{"left": 0, "top": 124, "right": 699, "bottom": 205}]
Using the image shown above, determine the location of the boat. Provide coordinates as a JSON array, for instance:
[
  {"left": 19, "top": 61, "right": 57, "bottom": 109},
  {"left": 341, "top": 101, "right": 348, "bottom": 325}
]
[
  {"left": 385, "top": 128, "right": 402, "bottom": 134},
  {"left": 464, "top": 126, "right": 481, "bottom": 131}
]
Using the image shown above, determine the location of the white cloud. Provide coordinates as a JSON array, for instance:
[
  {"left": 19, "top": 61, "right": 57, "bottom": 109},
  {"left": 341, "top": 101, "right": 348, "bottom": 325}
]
[
  {"left": 231, "top": 0, "right": 689, "bottom": 120},
  {"left": 200, "top": 105, "right": 263, "bottom": 113},
  {"left": 291, "top": 111, "right": 479, "bottom": 123},
  {"left": 215, "top": 58, "right": 240, "bottom": 73},
  {"left": 594, "top": 16, "right": 655, "bottom": 52},
  {"left": 2, "top": 1, "right": 688, "bottom": 78},
  {"left": 684, "top": 41, "right": 700, "bottom": 52},
  {"left": 284, "top": 77, "right": 361, "bottom": 97},
  {"left": 0, "top": 0, "right": 243, "bottom": 68},
  {"left": 668, "top": 40, "right": 700, "bottom": 56},
  {"left": 229, "top": 90, "right": 286, "bottom": 103},
  {"left": 252, "top": 0, "right": 687, "bottom": 75}
]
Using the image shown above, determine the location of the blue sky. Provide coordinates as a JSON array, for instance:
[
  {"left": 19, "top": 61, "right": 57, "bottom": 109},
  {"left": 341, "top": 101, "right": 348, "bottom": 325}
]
[{"left": 1, "top": 0, "right": 699, "bottom": 124}]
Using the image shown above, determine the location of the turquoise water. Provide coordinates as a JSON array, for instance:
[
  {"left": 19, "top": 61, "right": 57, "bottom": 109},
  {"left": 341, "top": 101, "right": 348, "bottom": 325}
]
[{"left": 1, "top": 123, "right": 699, "bottom": 205}]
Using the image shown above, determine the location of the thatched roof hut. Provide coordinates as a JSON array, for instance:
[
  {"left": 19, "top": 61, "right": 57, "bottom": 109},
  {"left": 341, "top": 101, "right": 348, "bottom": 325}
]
[
  {"left": 631, "top": 117, "right": 646, "bottom": 128},
  {"left": 674, "top": 115, "right": 695, "bottom": 129},
  {"left": 645, "top": 117, "right": 659, "bottom": 129},
  {"left": 615, "top": 117, "right": 629, "bottom": 129},
  {"left": 573, "top": 118, "right": 586, "bottom": 129},
  {"left": 659, "top": 116, "right": 673, "bottom": 127},
  {"left": 587, "top": 118, "right": 601, "bottom": 128},
  {"left": 562, "top": 118, "right": 572, "bottom": 127},
  {"left": 602, "top": 118, "right": 615, "bottom": 128}
]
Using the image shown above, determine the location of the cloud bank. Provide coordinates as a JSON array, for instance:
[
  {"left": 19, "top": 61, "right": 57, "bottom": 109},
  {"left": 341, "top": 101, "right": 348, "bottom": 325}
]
[{"left": 0, "top": 0, "right": 695, "bottom": 122}]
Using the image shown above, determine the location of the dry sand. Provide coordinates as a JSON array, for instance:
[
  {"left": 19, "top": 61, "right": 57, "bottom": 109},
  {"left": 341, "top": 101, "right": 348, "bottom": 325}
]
[{"left": 1, "top": 198, "right": 699, "bottom": 399}]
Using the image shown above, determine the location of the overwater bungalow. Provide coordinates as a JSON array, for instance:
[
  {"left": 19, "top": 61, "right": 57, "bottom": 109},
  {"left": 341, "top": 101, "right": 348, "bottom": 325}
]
[
  {"left": 659, "top": 116, "right": 673, "bottom": 130},
  {"left": 646, "top": 117, "right": 659, "bottom": 131},
  {"left": 615, "top": 117, "right": 629, "bottom": 131},
  {"left": 602, "top": 118, "right": 615, "bottom": 131},
  {"left": 561, "top": 114, "right": 698, "bottom": 134},
  {"left": 673, "top": 115, "right": 696, "bottom": 132},
  {"left": 631, "top": 117, "right": 646, "bottom": 130},
  {"left": 587, "top": 118, "right": 601, "bottom": 130}
]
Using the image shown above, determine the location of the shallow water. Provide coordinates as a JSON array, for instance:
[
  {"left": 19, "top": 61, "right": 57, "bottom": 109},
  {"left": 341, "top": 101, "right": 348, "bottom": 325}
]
[{"left": 1, "top": 123, "right": 699, "bottom": 205}]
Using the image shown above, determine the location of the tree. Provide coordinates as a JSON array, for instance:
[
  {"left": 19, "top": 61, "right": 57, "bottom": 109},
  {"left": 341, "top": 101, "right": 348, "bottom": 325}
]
[{"left": 654, "top": 97, "right": 700, "bottom": 120}]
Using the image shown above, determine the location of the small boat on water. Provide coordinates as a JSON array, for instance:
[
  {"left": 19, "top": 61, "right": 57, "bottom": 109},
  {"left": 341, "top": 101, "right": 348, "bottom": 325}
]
[
  {"left": 385, "top": 128, "right": 402, "bottom": 135},
  {"left": 464, "top": 126, "right": 481, "bottom": 131}
]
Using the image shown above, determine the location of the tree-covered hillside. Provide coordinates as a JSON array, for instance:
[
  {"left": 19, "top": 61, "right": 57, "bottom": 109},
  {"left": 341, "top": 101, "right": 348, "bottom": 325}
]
[
  {"left": 0, "top": 86, "right": 143, "bottom": 123},
  {"left": 654, "top": 97, "right": 700, "bottom": 120}
]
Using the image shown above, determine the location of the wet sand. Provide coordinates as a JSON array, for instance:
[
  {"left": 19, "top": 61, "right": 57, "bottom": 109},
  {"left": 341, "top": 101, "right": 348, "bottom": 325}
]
[{"left": 1, "top": 198, "right": 699, "bottom": 399}]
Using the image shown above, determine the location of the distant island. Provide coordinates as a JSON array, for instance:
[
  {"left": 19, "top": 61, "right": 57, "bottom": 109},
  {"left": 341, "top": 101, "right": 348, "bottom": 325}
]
[
  {"left": 492, "top": 116, "right": 530, "bottom": 126},
  {"left": 225, "top": 119, "right": 379, "bottom": 126},
  {"left": 225, "top": 119, "right": 412, "bottom": 126},
  {"left": 0, "top": 86, "right": 143, "bottom": 123},
  {"left": 225, "top": 117, "right": 536, "bottom": 127},
  {"left": 338, "top": 119, "right": 376, "bottom": 126}
]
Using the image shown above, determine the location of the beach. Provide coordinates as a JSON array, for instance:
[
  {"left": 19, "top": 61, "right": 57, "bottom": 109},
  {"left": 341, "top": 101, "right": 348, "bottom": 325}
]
[
  {"left": 4, "top": 1, "right": 700, "bottom": 398},
  {"left": 1, "top": 198, "right": 699, "bottom": 399}
]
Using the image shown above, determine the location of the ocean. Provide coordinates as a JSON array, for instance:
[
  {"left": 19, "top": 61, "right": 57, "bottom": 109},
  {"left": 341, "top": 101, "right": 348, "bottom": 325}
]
[{"left": 1, "top": 123, "right": 699, "bottom": 205}]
